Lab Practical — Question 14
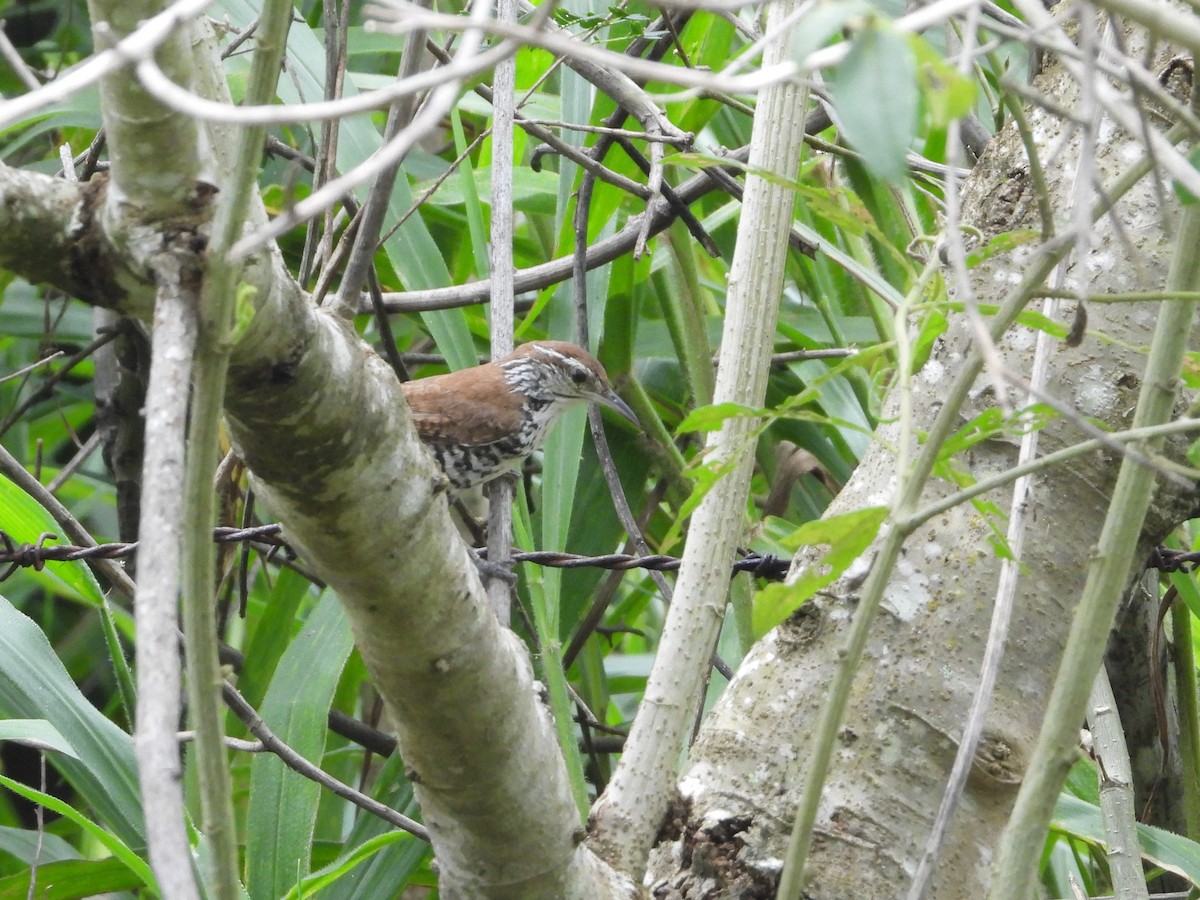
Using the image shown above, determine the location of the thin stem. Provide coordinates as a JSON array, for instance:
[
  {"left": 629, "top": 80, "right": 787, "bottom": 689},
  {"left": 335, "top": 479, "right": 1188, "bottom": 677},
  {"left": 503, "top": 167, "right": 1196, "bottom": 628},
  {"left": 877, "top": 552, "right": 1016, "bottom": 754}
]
[{"left": 180, "top": 3, "right": 293, "bottom": 897}]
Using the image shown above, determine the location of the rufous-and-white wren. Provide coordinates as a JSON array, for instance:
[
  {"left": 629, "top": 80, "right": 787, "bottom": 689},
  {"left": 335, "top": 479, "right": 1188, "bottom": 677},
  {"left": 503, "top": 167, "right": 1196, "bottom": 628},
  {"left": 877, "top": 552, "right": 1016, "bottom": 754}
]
[{"left": 402, "top": 341, "right": 639, "bottom": 489}]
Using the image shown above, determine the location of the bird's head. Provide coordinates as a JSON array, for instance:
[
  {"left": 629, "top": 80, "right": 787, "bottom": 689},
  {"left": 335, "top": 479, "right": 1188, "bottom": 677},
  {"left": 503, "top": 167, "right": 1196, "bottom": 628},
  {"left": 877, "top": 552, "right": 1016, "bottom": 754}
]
[{"left": 498, "top": 341, "right": 639, "bottom": 427}]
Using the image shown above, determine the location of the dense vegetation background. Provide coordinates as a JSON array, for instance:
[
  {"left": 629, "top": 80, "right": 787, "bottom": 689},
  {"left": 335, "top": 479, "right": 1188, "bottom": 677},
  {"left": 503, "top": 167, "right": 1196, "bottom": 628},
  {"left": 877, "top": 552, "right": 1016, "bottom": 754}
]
[{"left": 0, "top": 0, "right": 1197, "bottom": 896}]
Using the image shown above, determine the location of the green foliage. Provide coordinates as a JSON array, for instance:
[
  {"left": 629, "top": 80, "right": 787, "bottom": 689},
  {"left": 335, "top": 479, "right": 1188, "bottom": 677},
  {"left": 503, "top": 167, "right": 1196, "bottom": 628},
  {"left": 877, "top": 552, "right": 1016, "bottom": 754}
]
[
  {"left": 3, "top": 0, "right": 1172, "bottom": 893},
  {"left": 752, "top": 506, "right": 888, "bottom": 635},
  {"left": 246, "top": 595, "right": 355, "bottom": 899},
  {"left": 829, "top": 20, "right": 918, "bottom": 184},
  {"left": 1052, "top": 793, "right": 1200, "bottom": 886}
]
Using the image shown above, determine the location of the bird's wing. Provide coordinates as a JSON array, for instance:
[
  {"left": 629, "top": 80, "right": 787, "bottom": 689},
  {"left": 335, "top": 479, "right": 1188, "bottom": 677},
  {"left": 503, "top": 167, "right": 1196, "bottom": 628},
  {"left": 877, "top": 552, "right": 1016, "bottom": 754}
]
[{"left": 402, "top": 372, "right": 524, "bottom": 448}]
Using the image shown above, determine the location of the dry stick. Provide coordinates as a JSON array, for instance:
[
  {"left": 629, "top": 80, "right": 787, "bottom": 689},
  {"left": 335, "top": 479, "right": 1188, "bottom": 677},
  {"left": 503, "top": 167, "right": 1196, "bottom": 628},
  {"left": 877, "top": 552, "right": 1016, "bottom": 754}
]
[
  {"left": 0, "top": 330, "right": 120, "bottom": 438},
  {"left": 131, "top": 281, "right": 201, "bottom": 900},
  {"left": 485, "top": 0, "right": 517, "bottom": 623},
  {"left": 0, "top": 350, "right": 64, "bottom": 385},
  {"left": 220, "top": 683, "right": 430, "bottom": 840},
  {"left": 426, "top": 29, "right": 713, "bottom": 254},
  {"left": 373, "top": 148, "right": 749, "bottom": 311},
  {"left": 46, "top": 432, "right": 102, "bottom": 494},
  {"left": 327, "top": 6, "right": 430, "bottom": 322},
  {"left": 423, "top": 41, "right": 651, "bottom": 202},
  {"left": 298, "top": 0, "right": 349, "bottom": 291},
  {"left": 0, "top": 23, "right": 40, "bottom": 91}
]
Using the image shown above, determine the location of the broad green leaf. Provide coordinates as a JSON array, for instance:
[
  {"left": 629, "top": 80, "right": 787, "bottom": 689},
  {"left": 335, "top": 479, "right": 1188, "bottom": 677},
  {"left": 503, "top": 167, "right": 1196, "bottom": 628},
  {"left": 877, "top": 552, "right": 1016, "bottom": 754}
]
[
  {"left": 0, "top": 596, "right": 143, "bottom": 847},
  {"left": 829, "top": 21, "right": 918, "bottom": 184},
  {"left": 0, "top": 824, "right": 79, "bottom": 864},
  {"left": 790, "top": 219, "right": 908, "bottom": 311},
  {"left": 238, "top": 567, "right": 316, "bottom": 710},
  {"left": 0, "top": 474, "right": 104, "bottom": 607},
  {"left": 246, "top": 593, "right": 355, "bottom": 900},
  {"left": 753, "top": 506, "right": 888, "bottom": 635},
  {"left": 281, "top": 831, "right": 417, "bottom": 900},
  {"left": 450, "top": 107, "right": 489, "bottom": 280},
  {"left": 0, "top": 856, "right": 145, "bottom": 899},
  {"left": 0, "top": 719, "right": 77, "bottom": 758},
  {"left": 1053, "top": 793, "right": 1200, "bottom": 884},
  {"left": 0, "top": 775, "right": 153, "bottom": 891}
]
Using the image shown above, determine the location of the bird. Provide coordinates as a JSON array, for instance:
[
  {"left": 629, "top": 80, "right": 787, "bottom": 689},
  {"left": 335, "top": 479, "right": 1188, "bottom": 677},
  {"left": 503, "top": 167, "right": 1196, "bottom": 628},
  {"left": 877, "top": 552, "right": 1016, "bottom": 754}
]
[{"left": 402, "top": 341, "right": 639, "bottom": 490}]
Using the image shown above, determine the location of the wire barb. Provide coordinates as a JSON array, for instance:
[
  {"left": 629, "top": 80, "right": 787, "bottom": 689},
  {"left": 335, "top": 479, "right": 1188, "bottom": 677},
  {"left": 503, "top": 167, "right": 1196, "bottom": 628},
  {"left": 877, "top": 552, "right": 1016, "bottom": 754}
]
[{"left": 0, "top": 526, "right": 793, "bottom": 581}]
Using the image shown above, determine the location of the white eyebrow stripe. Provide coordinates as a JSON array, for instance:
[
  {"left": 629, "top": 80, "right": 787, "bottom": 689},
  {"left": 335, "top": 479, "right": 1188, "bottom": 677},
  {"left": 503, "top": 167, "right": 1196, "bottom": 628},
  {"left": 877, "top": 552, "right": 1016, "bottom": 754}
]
[{"left": 534, "top": 346, "right": 571, "bottom": 364}]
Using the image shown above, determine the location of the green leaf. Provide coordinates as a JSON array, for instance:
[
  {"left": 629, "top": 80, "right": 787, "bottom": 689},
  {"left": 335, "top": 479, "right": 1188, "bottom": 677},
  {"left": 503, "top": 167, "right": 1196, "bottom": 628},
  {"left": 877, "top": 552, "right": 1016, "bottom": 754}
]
[
  {"left": 311, "top": 753, "right": 429, "bottom": 900},
  {"left": 1175, "top": 147, "right": 1200, "bottom": 205},
  {"left": 677, "top": 402, "right": 769, "bottom": 435},
  {"left": 0, "top": 824, "right": 80, "bottom": 865},
  {"left": 0, "top": 596, "right": 143, "bottom": 848},
  {"left": 0, "top": 474, "right": 104, "bottom": 607},
  {"left": 246, "top": 593, "right": 355, "bottom": 900},
  {"left": 829, "top": 20, "right": 918, "bottom": 184},
  {"left": 911, "top": 307, "right": 947, "bottom": 374},
  {"left": 910, "top": 34, "right": 977, "bottom": 128},
  {"left": 0, "top": 856, "right": 146, "bottom": 899},
  {"left": 753, "top": 506, "right": 888, "bottom": 635},
  {"left": 965, "top": 229, "right": 1040, "bottom": 268},
  {"left": 97, "top": 597, "right": 136, "bottom": 732},
  {"left": 231, "top": 282, "right": 259, "bottom": 344},
  {"left": 238, "top": 567, "right": 315, "bottom": 710},
  {"left": 0, "top": 775, "right": 154, "bottom": 891},
  {"left": 1053, "top": 793, "right": 1200, "bottom": 884},
  {"left": 281, "top": 831, "right": 417, "bottom": 900},
  {"left": 0, "top": 719, "right": 77, "bottom": 758}
]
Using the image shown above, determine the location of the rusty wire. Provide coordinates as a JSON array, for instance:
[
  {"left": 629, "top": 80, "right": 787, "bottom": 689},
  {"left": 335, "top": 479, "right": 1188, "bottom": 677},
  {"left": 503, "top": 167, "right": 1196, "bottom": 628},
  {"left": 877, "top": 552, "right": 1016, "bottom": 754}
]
[
  {"left": 5, "top": 526, "right": 1189, "bottom": 584},
  {"left": 0, "top": 526, "right": 792, "bottom": 581}
]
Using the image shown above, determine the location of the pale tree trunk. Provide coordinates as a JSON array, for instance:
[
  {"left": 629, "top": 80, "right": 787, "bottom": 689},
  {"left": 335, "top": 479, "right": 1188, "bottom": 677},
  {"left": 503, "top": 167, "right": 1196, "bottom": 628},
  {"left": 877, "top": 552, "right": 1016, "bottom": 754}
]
[{"left": 645, "top": 18, "right": 1200, "bottom": 899}]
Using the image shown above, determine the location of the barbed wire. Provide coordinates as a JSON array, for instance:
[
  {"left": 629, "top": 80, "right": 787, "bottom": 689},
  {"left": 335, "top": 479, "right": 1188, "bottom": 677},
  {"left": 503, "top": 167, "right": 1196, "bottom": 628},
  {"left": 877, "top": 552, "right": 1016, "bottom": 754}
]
[
  {"left": 5, "top": 526, "right": 1192, "bottom": 584},
  {"left": 1147, "top": 547, "right": 1200, "bottom": 574},
  {"left": 0, "top": 527, "right": 793, "bottom": 582}
]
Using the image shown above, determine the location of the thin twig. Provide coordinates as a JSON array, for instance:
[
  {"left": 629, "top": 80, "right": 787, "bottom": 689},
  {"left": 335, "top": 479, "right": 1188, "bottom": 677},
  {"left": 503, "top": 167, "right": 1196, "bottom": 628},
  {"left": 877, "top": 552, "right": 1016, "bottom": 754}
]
[{"left": 221, "top": 682, "right": 430, "bottom": 840}]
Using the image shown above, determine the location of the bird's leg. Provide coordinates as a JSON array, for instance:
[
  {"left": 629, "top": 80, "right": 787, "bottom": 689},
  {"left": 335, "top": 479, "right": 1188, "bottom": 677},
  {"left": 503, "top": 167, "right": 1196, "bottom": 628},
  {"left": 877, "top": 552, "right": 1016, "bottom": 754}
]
[
  {"left": 479, "top": 471, "right": 521, "bottom": 588},
  {"left": 469, "top": 545, "right": 517, "bottom": 585}
]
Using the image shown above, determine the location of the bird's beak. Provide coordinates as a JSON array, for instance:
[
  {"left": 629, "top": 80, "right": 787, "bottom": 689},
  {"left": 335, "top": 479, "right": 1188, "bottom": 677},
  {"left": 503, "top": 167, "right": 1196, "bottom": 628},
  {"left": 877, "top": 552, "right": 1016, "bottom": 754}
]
[{"left": 593, "top": 390, "right": 641, "bottom": 429}]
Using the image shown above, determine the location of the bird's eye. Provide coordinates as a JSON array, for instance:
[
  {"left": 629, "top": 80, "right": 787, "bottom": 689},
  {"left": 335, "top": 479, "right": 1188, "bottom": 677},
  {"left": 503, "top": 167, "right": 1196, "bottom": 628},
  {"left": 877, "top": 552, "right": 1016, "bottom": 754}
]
[{"left": 570, "top": 369, "right": 588, "bottom": 385}]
